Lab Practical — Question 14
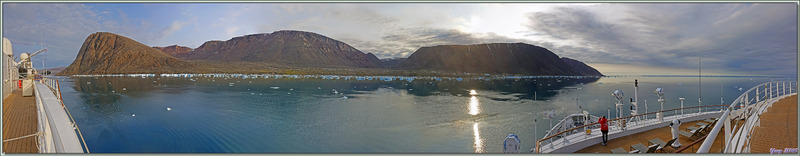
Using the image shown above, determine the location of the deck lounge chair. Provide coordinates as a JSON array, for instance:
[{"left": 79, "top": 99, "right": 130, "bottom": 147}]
[
  {"left": 686, "top": 126, "right": 700, "bottom": 131},
  {"left": 649, "top": 138, "right": 678, "bottom": 153},
  {"left": 645, "top": 144, "right": 659, "bottom": 153},
  {"left": 697, "top": 120, "right": 718, "bottom": 135},
  {"left": 679, "top": 128, "right": 703, "bottom": 140},
  {"left": 610, "top": 147, "right": 627, "bottom": 153},
  {"left": 630, "top": 143, "right": 649, "bottom": 153}
]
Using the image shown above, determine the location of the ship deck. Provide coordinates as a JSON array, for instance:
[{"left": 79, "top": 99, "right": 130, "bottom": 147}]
[
  {"left": 749, "top": 95, "right": 797, "bottom": 153},
  {"left": 575, "top": 95, "right": 796, "bottom": 153},
  {"left": 575, "top": 119, "right": 737, "bottom": 153},
  {"left": 2, "top": 90, "right": 38, "bottom": 153}
]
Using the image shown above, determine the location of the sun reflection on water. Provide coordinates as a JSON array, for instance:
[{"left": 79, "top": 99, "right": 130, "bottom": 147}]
[
  {"left": 473, "top": 122, "right": 484, "bottom": 153},
  {"left": 469, "top": 96, "right": 480, "bottom": 115}
]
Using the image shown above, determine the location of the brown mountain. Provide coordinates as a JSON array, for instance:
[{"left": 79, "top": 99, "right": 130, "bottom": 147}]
[
  {"left": 57, "top": 32, "right": 195, "bottom": 75},
  {"left": 397, "top": 43, "right": 602, "bottom": 76},
  {"left": 185, "top": 30, "right": 383, "bottom": 68},
  {"left": 561, "top": 57, "right": 603, "bottom": 76},
  {"left": 153, "top": 45, "right": 192, "bottom": 59}
]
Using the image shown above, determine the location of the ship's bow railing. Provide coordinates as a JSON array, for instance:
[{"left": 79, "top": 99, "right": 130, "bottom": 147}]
[
  {"left": 697, "top": 81, "right": 796, "bottom": 153},
  {"left": 35, "top": 77, "right": 90, "bottom": 153}
]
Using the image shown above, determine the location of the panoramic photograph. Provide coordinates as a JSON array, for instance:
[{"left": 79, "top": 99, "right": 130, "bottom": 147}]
[{"left": 1, "top": 2, "right": 797, "bottom": 154}]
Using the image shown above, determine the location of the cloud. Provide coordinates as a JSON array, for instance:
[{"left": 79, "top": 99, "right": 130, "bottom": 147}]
[
  {"left": 2, "top": 3, "right": 159, "bottom": 67},
  {"left": 523, "top": 3, "right": 797, "bottom": 76},
  {"left": 2, "top": 3, "right": 794, "bottom": 76},
  {"left": 225, "top": 26, "right": 239, "bottom": 36},
  {"left": 340, "top": 28, "right": 529, "bottom": 58},
  {"left": 158, "top": 20, "right": 189, "bottom": 40}
]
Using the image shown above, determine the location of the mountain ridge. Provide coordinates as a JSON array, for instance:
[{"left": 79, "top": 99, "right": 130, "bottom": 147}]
[
  {"left": 397, "top": 43, "right": 602, "bottom": 76},
  {"left": 58, "top": 32, "right": 195, "bottom": 75},
  {"left": 184, "top": 30, "right": 384, "bottom": 68},
  {"left": 59, "top": 31, "right": 602, "bottom": 76}
]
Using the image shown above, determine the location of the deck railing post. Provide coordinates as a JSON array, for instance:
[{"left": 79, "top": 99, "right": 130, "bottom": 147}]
[
  {"left": 724, "top": 107, "right": 732, "bottom": 153},
  {"left": 756, "top": 87, "right": 759, "bottom": 104}
]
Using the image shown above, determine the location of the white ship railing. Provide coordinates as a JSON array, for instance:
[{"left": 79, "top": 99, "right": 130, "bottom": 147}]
[
  {"left": 697, "top": 81, "right": 796, "bottom": 153},
  {"left": 535, "top": 104, "right": 728, "bottom": 153},
  {"left": 35, "top": 77, "right": 90, "bottom": 153}
]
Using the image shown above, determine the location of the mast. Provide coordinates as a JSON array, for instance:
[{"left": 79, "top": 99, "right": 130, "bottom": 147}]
[
  {"left": 633, "top": 79, "right": 639, "bottom": 121},
  {"left": 698, "top": 51, "right": 702, "bottom": 112}
]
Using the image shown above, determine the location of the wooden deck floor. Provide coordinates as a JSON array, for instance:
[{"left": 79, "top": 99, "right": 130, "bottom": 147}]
[
  {"left": 2, "top": 90, "right": 38, "bottom": 153},
  {"left": 749, "top": 95, "right": 797, "bottom": 153},
  {"left": 575, "top": 114, "right": 747, "bottom": 153}
]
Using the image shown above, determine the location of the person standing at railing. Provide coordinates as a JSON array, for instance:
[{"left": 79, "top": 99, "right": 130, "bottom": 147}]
[{"left": 599, "top": 116, "right": 608, "bottom": 146}]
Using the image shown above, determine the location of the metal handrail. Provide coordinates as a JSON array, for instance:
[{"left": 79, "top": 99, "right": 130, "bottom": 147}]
[
  {"left": 534, "top": 104, "right": 731, "bottom": 153},
  {"left": 38, "top": 77, "right": 90, "bottom": 153},
  {"left": 697, "top": 81, "right": 795, "bottom": 153},
  {"left": 730, "top": 82, "right": 795, "bottom": 153},
  {"left": 673, "top": 134, "right": 708, "bottom": 153}
]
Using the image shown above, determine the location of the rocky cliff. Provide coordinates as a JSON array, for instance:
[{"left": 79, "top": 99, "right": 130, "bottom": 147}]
[
  {"left": 185, "top": 30, "right": 383, "bottom": 68},
  {"left": 58, "top": 32, "right": 194, "bottom": 75},
  {"left": 153, "top": 45, "right": 192, "bottom": 59},
  {"left": 398, "top": 43, "right": 602, "bottom": 76}
]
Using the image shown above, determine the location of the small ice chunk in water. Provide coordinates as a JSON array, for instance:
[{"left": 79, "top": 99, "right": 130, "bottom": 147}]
[
  {"left": 290, "top": 89, "right": 294, "bottom": 91},
  {"left": 343, "top": 96, "right": 348, "bottom": 99},
  {"left": 132, "top": 114, "right": 136, "bottom": 117},
  {"left": 167, "top": 107, "right": 171, "bottom": 111},
  {"left": 271, "top": 87, "right": 279, "bottom": 89},
  {"left": 318, "top": 87, "right": 321, "bottom": 89}
]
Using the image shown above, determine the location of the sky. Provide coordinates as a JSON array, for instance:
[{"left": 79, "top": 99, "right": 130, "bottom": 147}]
[{"left": 2, "top": 3, "right": 797, "bottom": 76}]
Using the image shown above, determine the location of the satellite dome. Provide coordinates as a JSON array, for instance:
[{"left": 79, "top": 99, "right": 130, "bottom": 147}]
[{"left": 3, "top": 38, "right": 12, "bottom": 56}]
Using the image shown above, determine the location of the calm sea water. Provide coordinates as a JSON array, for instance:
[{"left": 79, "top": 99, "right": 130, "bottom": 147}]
[{"left": 56, "top": 75, "right": 793, "bottom": 153}]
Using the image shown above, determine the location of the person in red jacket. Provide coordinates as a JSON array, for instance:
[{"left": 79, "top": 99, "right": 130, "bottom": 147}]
[{"left": 599, "top": 116, "right": 608, "bottom": 145}]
